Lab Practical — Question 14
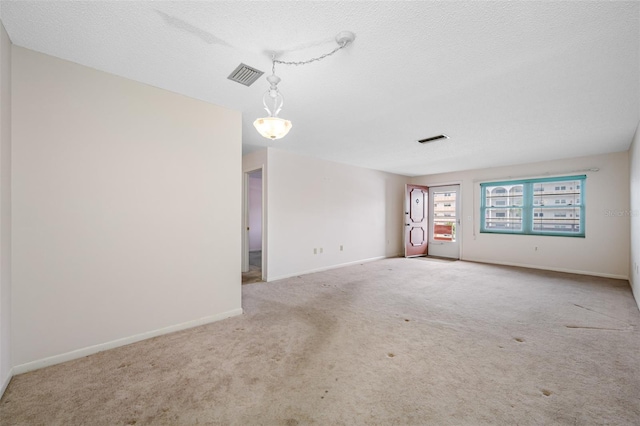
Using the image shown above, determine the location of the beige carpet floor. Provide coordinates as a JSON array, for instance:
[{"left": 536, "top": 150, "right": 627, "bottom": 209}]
[{"left": 1, "top": 257, "right": 639, "bottom": 425}]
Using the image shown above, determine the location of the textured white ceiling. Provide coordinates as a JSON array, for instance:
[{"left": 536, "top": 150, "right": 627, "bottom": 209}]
[{"left": 1, "top": 1, "right": 638, "bottom": 176}]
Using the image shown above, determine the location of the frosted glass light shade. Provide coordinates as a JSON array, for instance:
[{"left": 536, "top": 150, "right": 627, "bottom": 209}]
[{"left": 253, "top": 116, "right": 292, "bottom": 140}]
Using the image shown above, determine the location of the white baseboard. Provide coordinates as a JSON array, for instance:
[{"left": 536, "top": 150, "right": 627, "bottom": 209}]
[
  {"left": 267, "top": 255, "right": 390, "bottom": 282},
  {"left": 12, "top": 308, "right": 243, "bottom": 376},
  {"left": 0, "top": 367, "right": 13, "bottom": 398},
  {"left": 630, "top": 276, "right": 640, "bottom": 311},
  {"left": 463, "top": 257, "right": 629, "bottom": 280}
]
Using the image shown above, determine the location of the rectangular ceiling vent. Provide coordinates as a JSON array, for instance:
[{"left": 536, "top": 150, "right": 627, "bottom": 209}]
[
  {"left": 227, "top": 63, "right": 264, "bottom": 87},
  {"left": 418, "top": 134, "right": 449, "bottom": 144}
]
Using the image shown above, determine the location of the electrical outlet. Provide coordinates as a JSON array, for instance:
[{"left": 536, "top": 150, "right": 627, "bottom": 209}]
[
  {"left": 320, "top": 247, "right": 323, "bottom": 254},
  {"left": 340, "top": 245, "right": 344, "bottom": 251},
  {"left": 314, "top": 248, "right": 317, "bottom": 255},
  {"left": 534, "top": 246, "right": 538, "bottom": 251}
]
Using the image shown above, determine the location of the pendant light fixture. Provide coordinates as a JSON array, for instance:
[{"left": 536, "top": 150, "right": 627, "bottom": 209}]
[
  {"left": 253, "top": 59, "right": 292, "bottom": 140},
  {"left": 253, "top": 31, "right": 356, "bottom": 140}
]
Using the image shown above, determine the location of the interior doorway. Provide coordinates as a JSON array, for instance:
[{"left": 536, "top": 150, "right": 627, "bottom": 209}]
[
  {"left": 243, "top": 168, "right": 264, "bottom": 284},
  {"left": 428, "top": 185, "right": 460, "bottom": 259}
]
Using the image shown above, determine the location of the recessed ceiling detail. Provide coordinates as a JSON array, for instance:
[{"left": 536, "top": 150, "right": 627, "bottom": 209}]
[
  {"left": 418, "top": 135, "right": 449, "bottom": 144},
  {"left": 227, "top": 63, "right": 264, "bottom": 87}
]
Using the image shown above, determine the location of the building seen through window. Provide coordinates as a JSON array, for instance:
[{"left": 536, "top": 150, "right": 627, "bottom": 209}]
[{"left": 481, "top": 176, "right": 585, "bottom": 237}]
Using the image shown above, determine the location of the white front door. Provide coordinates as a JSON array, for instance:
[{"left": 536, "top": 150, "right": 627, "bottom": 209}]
[{"left": 428, "top": 185, "right": 460, "bottom": 259}]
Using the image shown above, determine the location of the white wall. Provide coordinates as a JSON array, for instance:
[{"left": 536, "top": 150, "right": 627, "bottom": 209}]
[
  {"left": 11, "top": 47, "right": 242, "bottom": 371},
  {"left": 248, "top": 171, "right": 262, "bottom": 251},
  {"left": 266, "top": 148, "right": 406, "bottom": 281},
  {"left": 412, "top": 151, "right": 630, "bottom": 279},
  {"left": 0, "top": 19, "right": 12, "bottom": 394},
  {"left": 629, "top": 121, "right": 640, "bottom": 309}
]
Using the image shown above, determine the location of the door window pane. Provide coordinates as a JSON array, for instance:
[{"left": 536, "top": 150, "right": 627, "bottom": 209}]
[{"left": 432, "top": 191, "right": 456, "bottom": 241}]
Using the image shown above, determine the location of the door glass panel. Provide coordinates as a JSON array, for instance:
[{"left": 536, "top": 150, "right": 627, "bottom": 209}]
[
  {"left": 432, "top": 191, "right": 456, "bottom": 242},
  {"left": 409, "top": 188, "right": 425, "bottom": 223}
]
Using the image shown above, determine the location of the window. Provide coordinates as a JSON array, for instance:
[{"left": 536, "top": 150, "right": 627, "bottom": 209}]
[{"left": 481, "top": 175, "right": 585, "bottom": 237}]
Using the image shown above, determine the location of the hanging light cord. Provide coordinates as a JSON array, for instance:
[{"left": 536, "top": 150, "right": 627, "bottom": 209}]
[{"left": 271, "top": 38, "right": 353, "bottom": 74}]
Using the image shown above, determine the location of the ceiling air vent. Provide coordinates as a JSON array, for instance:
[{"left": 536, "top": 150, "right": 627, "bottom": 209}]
[
  {"left": 227, "top": 63, "right": 264, "bottom": 87},
  {"left": 418, "top": 134, "right": 449, "bottom": 144}
]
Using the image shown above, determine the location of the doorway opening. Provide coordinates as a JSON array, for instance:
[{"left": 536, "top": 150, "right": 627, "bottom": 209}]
[
  {"left": 243, "top": 168, "right": 264, "bottom": 284},
  {"left": 404, "top": 184, "right": 461, "bottom": 260},
  {"left": 428, "top": 185, "right": 460, "bottom": 259}
]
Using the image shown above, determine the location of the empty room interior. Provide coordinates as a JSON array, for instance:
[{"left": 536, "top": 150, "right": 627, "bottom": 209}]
[{"left": 0, "top": 1, "right": 639, "bottom": 424}]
